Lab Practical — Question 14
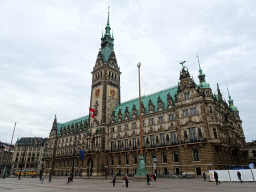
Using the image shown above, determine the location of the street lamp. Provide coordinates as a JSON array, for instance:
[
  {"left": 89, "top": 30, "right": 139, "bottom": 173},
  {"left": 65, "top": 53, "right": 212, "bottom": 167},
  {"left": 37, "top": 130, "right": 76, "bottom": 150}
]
[
  {"left": 104, "top": 166, "right": 108, "bottom": 179},
  {"left": 87, "top": 166, "right": 90, "bottom": 179},
  {"left": 126, "top": 164, "right": 130, "bottom": 175}
]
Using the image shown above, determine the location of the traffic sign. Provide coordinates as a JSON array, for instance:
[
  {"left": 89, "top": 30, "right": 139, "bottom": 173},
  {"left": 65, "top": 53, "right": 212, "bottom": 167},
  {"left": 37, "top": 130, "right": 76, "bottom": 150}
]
[{"left": 249, "top": 163, "right": 254, "bottom": 169}]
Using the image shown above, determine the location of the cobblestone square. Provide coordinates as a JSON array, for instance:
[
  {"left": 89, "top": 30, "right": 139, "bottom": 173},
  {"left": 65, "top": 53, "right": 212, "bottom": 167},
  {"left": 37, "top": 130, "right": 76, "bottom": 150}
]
[{"left": 0, "top": 177, "right": 255, "bottom": 192}]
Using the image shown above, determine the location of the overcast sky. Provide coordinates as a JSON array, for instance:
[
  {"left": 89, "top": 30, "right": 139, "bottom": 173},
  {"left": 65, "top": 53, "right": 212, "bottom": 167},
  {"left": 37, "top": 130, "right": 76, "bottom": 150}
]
[{"left": 0, "top": 0, "right": 256, "bottom": 143}]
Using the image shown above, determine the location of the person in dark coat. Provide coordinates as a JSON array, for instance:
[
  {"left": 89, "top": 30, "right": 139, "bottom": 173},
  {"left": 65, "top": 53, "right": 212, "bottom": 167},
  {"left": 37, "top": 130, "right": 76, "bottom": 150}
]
[
  {"left": 147, "top": 173, "right": 150, "bottom": 185},
  {"left": 125, "top": 176, "right": 129, "bottom": 187},
  {"left": 113, "top": 175, "right": 116, "bottom": 187},
  {"left": 49, "top": 174, "right": 52, "bottom": 182},
  {"left": 203, "top": 172, "right": 206, "bottom": 182},
  {"left": 237, "top": 171, "right": 243, "bottom": 183},
  {"left": 214, "top": 171, "right": 221, "bottom": 185}
]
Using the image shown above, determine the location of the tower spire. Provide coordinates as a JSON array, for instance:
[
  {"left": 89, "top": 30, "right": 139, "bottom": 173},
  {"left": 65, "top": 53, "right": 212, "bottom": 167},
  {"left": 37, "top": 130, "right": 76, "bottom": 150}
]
[
  {"left": 226, "top": 85, "right": 238, "bottom": 111},
  {"left": 197, "top": 54, "right": 210, "bottom": 89}
]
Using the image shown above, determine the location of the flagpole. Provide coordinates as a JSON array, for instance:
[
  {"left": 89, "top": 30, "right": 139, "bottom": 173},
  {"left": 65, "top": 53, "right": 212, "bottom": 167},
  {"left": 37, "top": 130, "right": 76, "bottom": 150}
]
[{"left": 137, "top": 62, "right": 143, "bottom": 155}]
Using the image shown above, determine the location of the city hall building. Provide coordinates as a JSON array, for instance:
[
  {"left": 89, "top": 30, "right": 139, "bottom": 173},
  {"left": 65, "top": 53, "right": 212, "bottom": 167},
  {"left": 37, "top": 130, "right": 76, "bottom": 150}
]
[{"left": 45, "top": 13, "right": 247, "bottom": 176}]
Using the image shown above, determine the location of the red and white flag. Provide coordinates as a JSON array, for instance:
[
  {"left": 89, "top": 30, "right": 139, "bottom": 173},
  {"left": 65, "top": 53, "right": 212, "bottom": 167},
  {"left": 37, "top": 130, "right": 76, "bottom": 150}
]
[{"left": 89, "top": 108, "right": 95, "bottom": 118}]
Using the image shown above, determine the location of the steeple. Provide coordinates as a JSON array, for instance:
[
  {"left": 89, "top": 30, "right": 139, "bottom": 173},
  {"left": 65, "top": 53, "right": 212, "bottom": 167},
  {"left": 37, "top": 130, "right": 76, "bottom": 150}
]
[
  {"left": 197, "top": 54, "right": 210, "bottom": 89},
  {"left": 227, "top": 86, "right": 238, "bottom": 111},
  {"left": 100, "top": 7, "right": 114, "bottom": 62}
]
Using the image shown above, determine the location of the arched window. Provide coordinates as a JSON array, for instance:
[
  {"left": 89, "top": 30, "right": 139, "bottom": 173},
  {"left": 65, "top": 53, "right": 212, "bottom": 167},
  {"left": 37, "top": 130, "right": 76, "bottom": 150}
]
[
  {"left": 162, "top": 152, "right": 167, "bottom": 163},
  {"left": 213, "top": 128, "right": 218, "bottom": 139},
  {"left": 193, "top": 149, "right": 200, "bottom": 161},
  {"left": 166, "top": 134, "right": 170, "bottom": 141},
  {"left": 198, "top": 128, "right": 202, "bottom": 138}
]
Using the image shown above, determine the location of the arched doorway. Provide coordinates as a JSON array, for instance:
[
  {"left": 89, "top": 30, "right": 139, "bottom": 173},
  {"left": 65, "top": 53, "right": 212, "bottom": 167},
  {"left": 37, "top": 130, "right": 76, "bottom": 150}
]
[{"left": 87, "top": 158, "right": 93, "bottom": 176}]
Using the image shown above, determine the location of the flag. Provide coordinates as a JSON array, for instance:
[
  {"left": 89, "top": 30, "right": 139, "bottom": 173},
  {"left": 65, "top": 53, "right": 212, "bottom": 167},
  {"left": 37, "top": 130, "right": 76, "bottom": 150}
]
[
  {"left": 80, "top": 150, "right": 84, "bottom": 160},
  {"left": 89, "top": 108, "right": 95, "bottom": 118}
]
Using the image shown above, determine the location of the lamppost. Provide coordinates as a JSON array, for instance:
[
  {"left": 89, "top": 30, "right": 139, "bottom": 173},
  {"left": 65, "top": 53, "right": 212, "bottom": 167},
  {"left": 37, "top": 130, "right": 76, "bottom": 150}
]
[
  {"left": 18, "top": 143, "right": 28, "bottom": 180},
  {"left": 39, "top": 139, "right": 47, "bottom": 180},
  {"left": 87, "top": 166, "right": 90, "bottom": 179},
  {"left": 71, "top": 127, "right": 78, "bottom": 181},
  {"left": 126, "top": 164, "right": 130, "bottom": 175},
  {"left": 104, "top": 165, "right": 108, "bottom": 179}
]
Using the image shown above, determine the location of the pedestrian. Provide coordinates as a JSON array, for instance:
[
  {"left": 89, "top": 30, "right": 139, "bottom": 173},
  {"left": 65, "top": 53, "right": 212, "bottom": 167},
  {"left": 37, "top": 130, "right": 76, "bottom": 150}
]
[
  {"left": 147, "top": 173, "right": 150, "bottom": 185},
  {"left": 203, "top": 172, "right": 206, "bottom": 182},
  {"left": 153, "top": 172, "right": 157, "bottom": 181},
  {"left": 214, "top": 171, "right": 221, "bottom": 185},
  {"left": 237, "top": 171, "right": 243, "bottom": 183},
  {"left": 49, "top": 174, "right": 52, "bottom": 182},
  {"left": 125, "top": 175, "right": 129, "bottom": 187},
  {"left": 113, "top": 175, "right": 116, "bottom": 187},
  {"left": 122, "top": 174, "right": 126, "bottom": 186},
  {"left": 67, "top": 176, "right": 72, "bottom": 184},
  {"left": 41, "top": 175, "right": 44, "bottom": 184}
]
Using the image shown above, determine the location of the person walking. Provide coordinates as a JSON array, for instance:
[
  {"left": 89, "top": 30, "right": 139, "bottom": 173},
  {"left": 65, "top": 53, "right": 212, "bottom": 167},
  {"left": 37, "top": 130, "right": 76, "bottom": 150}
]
[
  {"left": 49, "top": 174, "right": 52, "bottom": 182},
  {"left": 153, "top": 172, "right": 157, "bottom": 181},
  {"left": 125, "top": 175, "right": 129, "bottom": 187},
  {"left": 122, "top": 174, "right": 126, "bottom": 186},
  {"left": 41, "top": 175, "right": 44, "bottom": 184},
  {"left": 67, "top": 176, "right": 72, "bottom": 184},
  {"left": 214, "top": 171, "right": 221, "bottom": 185},
  {"left": 113, "top": 175, "right": 116, "bottom": 187},
  {"left": 203, "top": 172, "right": 206, "bottom": 182},
  {"left": 147, "top": 173, "right": 150, "bottom": 185},
  {"left": 237, "top": 171, "right": 243, "bottom": 183}
]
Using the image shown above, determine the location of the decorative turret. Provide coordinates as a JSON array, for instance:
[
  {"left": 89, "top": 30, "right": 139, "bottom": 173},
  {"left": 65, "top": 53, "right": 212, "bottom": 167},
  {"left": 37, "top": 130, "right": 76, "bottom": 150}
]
[
  {"left": 227, "top": 86, "right": 238, "bottom": 111},
  {"left": 197, "top": 54, "right": 210, "bottom": 89},
  {"left": 50, "top": 115, "right": 57, "bottom": 137},
  {"left": 100, "top": 9, "right": 114, "bottom": 63},
  {"left": 215, "top": 83, "right": 223, "bottom": 101}
]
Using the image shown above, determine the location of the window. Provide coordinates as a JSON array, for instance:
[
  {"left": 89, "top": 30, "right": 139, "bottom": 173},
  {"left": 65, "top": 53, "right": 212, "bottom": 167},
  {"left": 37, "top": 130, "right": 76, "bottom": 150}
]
[
  {"left": 159, "top": 116, "right": 164, "bottom": 123},
  {"left": 142, "top": 120, "right": 145, "bottom": 127},
  {"left": 171, "top": 132, "right": 177, "bottom": 143},
  {"left": 125, "top": 124, "right": 129, "bottom": 130},
  {"left": 198, "top": 128, "right": 202, "bottom": 138},
  {"left": 162, "top": 152, "right": 167, "bottom": 163},
  {"left": 142, "top": 137, "right": 145, "bottom": 146},
  {"left": 118, "top": 126, "right": 121, "bottom": 132},
  {"left": 185, "top": 92, "right": 190, "bottom": 100},
  {"left": 66, "top": 138, "right": 68, "bottom": 142},
  {"left": 189, "top": 128, "right": 197, "bottom": 141},
  {"left": 160, "top": 134, "right": 165, "bottom": 145},
  {"left": 125, "top": 139, "right": 128, "bottom": 149},
  {"left": 209, "top": 106, "right": 213, "bottom": 113},
  {"left": 213, "top": 128, "right": 218, "bottom": 139},
  {"left": 111, "top": 142, "right": 115, "bottom": 151},
  {"left": 193, "top": 149, "right": 200, "bottom": 161},
  {"left": 134, "top": 155, "right": 137, "bottom": 164},
  {"left": 253, "top": 150, "right": 256, "bottom": 158},
  {"left": 132, "top": 123, "right": 136, "bottom": 128},
  {"left": 169, "top": 114, "right": 175, "bottom": 121},
  {"left": 190, "top": 107, "right": 197, "bottom": 115},
  {"left": 184, "top": 130, "right": 188, "bottom": 139},
  {"left": 149, "top": 118, "right": 154, "bottom": 125},
  {"left": 173, "top": 152, "right": 179, "bottom": 162},
  {"left": 132, "top": 138, "right": 137, "bottom": 147},
  {"left": 118, "top": 140, "right": 122, "bottom": 150},
  {"left": 118, "top": 156, "right": 121, "bottom": 165},
  {"left": 125, "top": 156, "right": 129, "bottom": 164},
  {"left": 150, "top": 135, "right": 155, "bottom": 146},
  {"left": 70, "top": 137, "right": 72, "bottom": 142},
  {"left": 183, "top": 109, "right": 189, "bottom": 117},
  {"left": 111, "top": 127, "right": 115, "bottom": 133}
]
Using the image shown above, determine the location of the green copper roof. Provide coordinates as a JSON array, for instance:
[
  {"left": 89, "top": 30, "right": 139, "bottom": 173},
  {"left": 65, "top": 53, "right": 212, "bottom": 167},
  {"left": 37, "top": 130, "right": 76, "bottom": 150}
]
[
  {"left": 197, "top": 54, "right": 210, "bottom": 89},
  {"left": 112, "top": 86, "right": 178, "bottom": 122},
  {"left": 56, "top": 115, "right": 89, "bottom": 136},
  {"left": 100, "top": 12, "right": 114, "bottom": 62},
  {"left": 227, "top": 86, "right": 238, "bottom": 111}
]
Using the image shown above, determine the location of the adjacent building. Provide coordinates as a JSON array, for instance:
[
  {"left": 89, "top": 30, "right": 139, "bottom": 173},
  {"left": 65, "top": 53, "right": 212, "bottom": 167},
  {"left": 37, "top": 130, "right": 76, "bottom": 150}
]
[
  {"left": 246, "top": 140, "right": 256, "bottom": 166},
  {"left": 0, "top": 141, "right": 14, "bottom": 175},
  {"left": 12, "top": 137, "right": 47, "bottom": 175},
  {"left": 45, "top": 13, "right": 247, "bottom": 176}
]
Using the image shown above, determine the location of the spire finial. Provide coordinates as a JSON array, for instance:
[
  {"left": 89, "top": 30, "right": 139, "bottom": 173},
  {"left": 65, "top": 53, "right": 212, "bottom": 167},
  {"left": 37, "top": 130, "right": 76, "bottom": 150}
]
[
  {"left": 108, "top": 6, "right": 110, "bottom": 14},
  {"left": 197, "top": 54, "right": 202, "bottom": 71}
]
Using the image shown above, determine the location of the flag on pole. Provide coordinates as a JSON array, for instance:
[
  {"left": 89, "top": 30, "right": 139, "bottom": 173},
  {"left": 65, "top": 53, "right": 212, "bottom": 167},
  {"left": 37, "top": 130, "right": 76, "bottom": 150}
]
[
  {"left": 89, "top": 108, "right": 95, "bottom": 118},
  {"left": 80, "top": 150, "right": 84, "bottom": 160}
]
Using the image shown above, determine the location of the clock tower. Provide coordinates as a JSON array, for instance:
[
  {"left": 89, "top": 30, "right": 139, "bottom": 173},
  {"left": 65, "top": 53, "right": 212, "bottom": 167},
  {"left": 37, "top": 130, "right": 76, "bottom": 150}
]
[{"left": 90, "top": 12, "right": 121, "bottom": 127}]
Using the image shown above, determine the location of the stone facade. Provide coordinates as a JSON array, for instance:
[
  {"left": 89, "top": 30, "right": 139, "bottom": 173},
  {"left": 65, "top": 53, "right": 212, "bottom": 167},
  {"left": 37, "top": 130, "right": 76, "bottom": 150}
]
[
  {"left": 44, "top": 14, "right": 247, "bottom": 177},
  {"left": 0, "top": 141, "right": 14, "bottom": 175}
]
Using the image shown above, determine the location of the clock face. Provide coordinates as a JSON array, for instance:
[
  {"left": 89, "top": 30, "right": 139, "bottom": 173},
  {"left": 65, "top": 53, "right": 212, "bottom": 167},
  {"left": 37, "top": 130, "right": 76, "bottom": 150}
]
[
  {"left": 94, "top": 88, "right": 100, "bottom": 98},
  {"left": 109, "top": 88, "right": 116, "bottom": 98}
]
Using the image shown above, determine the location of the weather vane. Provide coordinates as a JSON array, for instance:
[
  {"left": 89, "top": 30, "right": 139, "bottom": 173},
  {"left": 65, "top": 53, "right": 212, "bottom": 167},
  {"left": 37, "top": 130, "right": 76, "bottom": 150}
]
[
  {"left": 108, "top": 6, "right": 110, "bottom": 14},
  {"left": 178, "top": 61, "right": 186, "bottom": 69}
]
